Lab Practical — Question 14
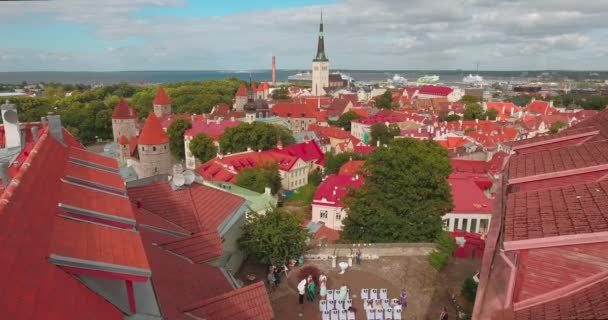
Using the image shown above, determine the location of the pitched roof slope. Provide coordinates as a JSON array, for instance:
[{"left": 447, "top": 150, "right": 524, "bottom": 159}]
[
  {"left": 153, "top": 85, "right": 171, "bottom": 105},
  {"left": 236, "top": 83, "right": 248, "bottom": 97},
  {"left": 138, "top": 112, "right": 170, "bottom": 145},
  {"left": 112, "top": 98, "right": 137, "bottom": 119}
]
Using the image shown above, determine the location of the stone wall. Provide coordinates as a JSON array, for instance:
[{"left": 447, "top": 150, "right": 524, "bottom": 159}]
[{"left": 305, "top": 243, "right": 436, "bottom": 261}]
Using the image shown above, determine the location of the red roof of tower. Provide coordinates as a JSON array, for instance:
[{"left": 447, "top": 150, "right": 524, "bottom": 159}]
[
  {"left": 153, "top": 85, "right": 171, "bottom": 105},
  {"left": 236, "top": 83, "right": 248, "bottom": 97},
  {"left": 138, "top": 112, "right": 170, "bottom": 145},
  {"left": 118, "top": 135, "right": 129, "bottom": 145},
  {"left": 112, "top": 98, "right": 137, "bottom": 119}
]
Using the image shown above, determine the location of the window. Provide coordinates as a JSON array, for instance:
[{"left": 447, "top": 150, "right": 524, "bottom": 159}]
[
  {"left": 320, "top": 210, "right": 328, "bottom": 219},
  {"left": 336, "top": 212, "right": 342, "bottom": 220},
  {"left": 462, "top": 219, "right": 468, "bottom": 232},
  {"left": 479, "top": 219, "right": 489, "bottom": 233},
  {"left": 442, "top": 219, "right": 450, "bottom": 230},
  {"left": 454, "top": 218, "right": 459, "bottom": 230},
  {"left": 153, "top": 146, "right": 157, "bottom": 151},
  {"left": 470, "top": 219, "right": 478, "bottom": 233}
]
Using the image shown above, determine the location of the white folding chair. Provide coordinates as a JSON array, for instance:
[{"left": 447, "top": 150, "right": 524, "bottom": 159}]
[
  {"left": 320, "top": 300, "right": 327, "bottom": 312},
  {"left": 380, "top": 288, "right": 388, "bottom": 300},
  {"left": 375, "top": 308, "right": 385, "bottom": 320},
  {"left": 328, "top": 300, "right": 336, "bottom": 310},
  {"left": 336, "top": 300, "right": 344, "bottom": 311},
  {"left": 339, "top": 310, "right": 348, "bottom": 320},
  {"left": 382, "top": 299, "right": 390, "bottom": 309},
  {"left": 332, "top": 290, "right": 340, "bottom": 300},
  {"left": 322, "top": 311, "right": 330, "bottom": 320},
  {"left": 384, "top": 308, "right": 393, "bottom": 319},
  {"left": 331, "top": 310, "right": 340, "bottom": 320},
  {"left": 347, "top": 310, "right": 356, "bottom": 320},
  {"left": 344, "top": 299, "right": 352, "bottom": 309},
  {"left": 364, "top": 299, "right": 373, "bottom": 310},
  {"left": 390, "top": 298, "right": 399, "bottom": 307},
  {"left": 361, "top": 288, "right": 369, "bottom": 300},
  {"left": 366, "top": 309, "right": 375, "bottom": 320},
  {"left": 393, "top": 306, "right": 402, "bottom": 320},
  {"left": 327, "top": 290, "right": 334, "bottom": 300},
  {"left": 370, "top": 288, "right": 378, "bottom": 300}
]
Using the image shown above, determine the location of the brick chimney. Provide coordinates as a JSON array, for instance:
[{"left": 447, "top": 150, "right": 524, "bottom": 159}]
[{"left": 46, "top": 113, "right": 64, "bottom": 143}]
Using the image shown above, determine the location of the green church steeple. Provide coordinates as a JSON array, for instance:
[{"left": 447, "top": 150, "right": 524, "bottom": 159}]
[{"left": 314, "top": 11, "right": 328, "bottom": 62}]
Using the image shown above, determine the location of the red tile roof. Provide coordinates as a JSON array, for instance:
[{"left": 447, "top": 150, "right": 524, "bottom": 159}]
[
  {"left": 112, "top": 98, "right": 138, "bottom": 119},
  {"left": 449, "top": 174, "right": 494, "bottom": 214},
  {"left": 419, "top": 85, "right": 453, "bottom": 96},
  {"left": 507, "top": 126, "right": 599, "bottom": 153},
  {"left": 270, "top": 103, "right": 318, "bottom": 118},
  {"left": 209, "top": 103, "right": 246, "bottom": 120},
  {"left": 339, "top": 160, "right": 365, "bottom": 175},
  {"left": 198, "top": 151, "right": 299, "bottom": 182},
  {"left": 185, "top": 118, "right": 240, "bottom": 141},
  {"left": 64, "top": 161, "right": 125, "bottom": 191},
  {"left": 354, "top": 110, "right": 409, "bottom": 125},
  {"left": 133, "top": 205, "right": 190, "bottom": 236},
  {"left": 69, "top": 145, "right": 119, "bottom": 170},
  {"left": 138, "top": 112, "right": 170, "bottom": 145},
  {"left": 313, "top": 224, "right": 341, "bottom": 243},
  {"left": 308, "top": 124, "right": 351, "bottom": 139},
  {"left": 153, "top": 85, "right": 171, "bottom": 105},
  {"left": 566, "top": 108, "right": 608, "bottom": 142},
  {"left": 158, "top": 230, "right": 224, "bottom": 263},
  {"left": 273, "top": 140, "right": 324, "bottom": 164},
  {"left": 182, "top": 281, "right": 274, "bottom": 320},
  {"left": 353, "top": 145, "right": 375, "bottom": 154},
  {"left": 59, "top": 181, "right": 134, "bottom": 220},
  {"left": 326, "top": 98, "right": 351, "bottom": 117},
  {"left": 118, "top": 134, "right": 129, "bottom": 145},
  {"left": 312, "top": 174, "right": 363, "bottom": 208},
  {"left": 525, "top": 100, "right": 556, "bottom": 115},
  {"left": 236, "top": 83, "right": 248, "bottom": 97}
]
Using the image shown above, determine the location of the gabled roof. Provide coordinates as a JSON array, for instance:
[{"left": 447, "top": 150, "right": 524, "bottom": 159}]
[
  {"left": 118, "top": 134, "right": 129, "bottom": 145},
  {"left": 153, "top": 85, "right": 171, "bottom": 105},
  {"left": 308, "top": 124, "right": 351, "bottom": 140},
  {"left": 312, "top": 174, "right": 363, "bottom": 208},
  {"left": 158, "top": 230, "right": 223, "bottom": 263},
  {"left": 185, "top": 118, "right": 240, "bottom": 141},
  {"left": 112, "top": 98, "right": 138, "bottom": 119},
  {"left": 525, "top": 100, "right": 556, "bottom": 115},
  {"left": 339, "top": 160, "right": 365, "bottom": 175},
  {"left": 326, "top": 98, "right": 351, "bottom": 117},
  {"left": 138, "top": 112, "right": 170, "bottom": 145},
  {"left": 273, "top": 140, "right": 324, "bottom": 164},
  {"left": 270, "top": 103, "right": 318, "bottom": 118},
  {"left": 449, "top": 173, "right": 493, "bottom": 214}
]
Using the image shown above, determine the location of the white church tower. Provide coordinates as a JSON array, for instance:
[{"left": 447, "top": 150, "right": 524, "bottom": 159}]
[{"left": 312, "top": 12, "right": 329, "bottom": 96}]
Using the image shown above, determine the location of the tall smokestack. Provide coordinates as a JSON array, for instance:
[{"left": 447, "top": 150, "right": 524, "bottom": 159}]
[{"left": 272, "top": 56, "right": 276, "bottom": 85}]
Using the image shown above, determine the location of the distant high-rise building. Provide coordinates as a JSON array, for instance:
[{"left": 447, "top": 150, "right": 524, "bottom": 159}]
[
  {"left": 272, "top": 56, "right": 276, "bottom": 85},
  {"left": 312, "top": 12, "right": 329, "bottom": 96}
]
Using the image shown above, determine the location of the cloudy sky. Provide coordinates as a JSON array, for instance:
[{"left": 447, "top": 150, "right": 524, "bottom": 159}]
[{"left": 1, "top": 0, "right": 607, "bottom": 71}]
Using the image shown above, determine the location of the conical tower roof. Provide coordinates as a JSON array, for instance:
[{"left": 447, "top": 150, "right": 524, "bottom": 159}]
[
  {"left": 236, "top": 83, "right": 248, "bottom": 97},
  {"left": 153, "top": 86, "right": 171, "bottom": 105},
  {"left": 138, "top": 112, "right": 169, "bottom": 145},
  {"left": 112, "top": 98, "right": 137, "bottom": 119}
]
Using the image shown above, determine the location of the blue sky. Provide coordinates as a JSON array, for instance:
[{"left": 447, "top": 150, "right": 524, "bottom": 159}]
[{"left": 1, "top": 0, "right": 607, "bottom": 71}]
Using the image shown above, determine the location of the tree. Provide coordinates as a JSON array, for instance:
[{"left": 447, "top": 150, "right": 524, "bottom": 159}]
[
  {"left": 271, "top": 86, "right": 290, "bottom": 100},
  {"left": 505, "top": 95, "right": 533, "bottom": 107},
  {"left": 308, "top": 168, "right": 323, "bottom": 187},
  {"left": 375, "top": 90, "right": 395, "bottom": 109},
  {"left": 166, "top": 118, "right": 192, "bottom": 160},
  {"left": 189, "top": 133, "right": 217, "bottom": 163},
  {"left": 235, "top": 163, "right": 282, "bottom": 194},
  {"left": 463, "top": 103, "right": 485, "bottom": 120},
  {"left": 461, "top": 277, "right": 478, "bottom": 303},
  {"left": 334, "top": 111, "right": 361, "bottom": 131},
  {"left": 323, "top": 152, "right": 367, "bottom": 175},
  {"left": 370, "top": 123, "right": 400, "bottom": 146},
  {"left": 238, "top": 207, "right": 310, "bottom": 265},
  {"left": 220, "top": 122, "right": 295, "bottom": 153},
  {"left": 485, "top": 108, "right": 499, "bottom": 121},
  {"left": 439, "top": 113, "right": 461, "bottom": 122},
  {"left": 460, "top": 94, "right": 480, "bottom": 105},
  {"left": 341, "top": 138, "right": 453, "bottom": 242},
  {"left": 549, "top": 121, "right": 567, "bottom": 134}
]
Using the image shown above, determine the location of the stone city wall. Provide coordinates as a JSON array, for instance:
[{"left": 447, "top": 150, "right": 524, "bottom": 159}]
[{"left": 305, "top": 243, "right": 436, "bottom": 261}]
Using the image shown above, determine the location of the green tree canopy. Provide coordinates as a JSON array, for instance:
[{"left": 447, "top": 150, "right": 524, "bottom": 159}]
[
  {"left": 485, "top": 108, "right": 499, "bottom": 120},
  {"left": 463, "top": 103, "right": 485, "bottom": 120},
  {"left": 375, "top": 90, "right": 396, "bottom": 109},
  {"left": 167, "top": 118, "right": 192, "bottom": 160},
  {"left": 271, "top": 86, "right": 290, "bottom": 100},
  {"left": 438, "top": 113, "right": 461, "bottom": 122},
  {"left": 323, "top": 152, "right": 367, "bottom": 175},
  {"left": 220, "top": 122, "right": 295, "bottom": 153},
  {"left": 238, "top": 207, "right": 310, "bottom": 265},
  {"left": 370, "top": 123, "right": 400, "bottom": 146},
  {"left": 549, "top": 121, "right": 567, "bottom": 134},
  {"left": 189, "top": 133, "right": 217, "bottom": 164},
  {"left": 334, "top": 111, "right": 361, "bottom": 131},
  {"left": 235, "top": 163, "right": 282, "bottom": 195},
  {"left": 341, "top": 138, "right": 453, "bottom": 242}
]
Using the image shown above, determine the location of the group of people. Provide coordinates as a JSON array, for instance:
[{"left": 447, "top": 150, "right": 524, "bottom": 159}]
[
  {"left": 267, "top": 265, "right": 286, "bottom": 291},
  {"left": 298, "top": 274, "right": 352, "bottom": 304}
]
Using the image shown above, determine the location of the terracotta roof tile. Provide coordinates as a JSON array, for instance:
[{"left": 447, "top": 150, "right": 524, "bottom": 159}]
[
  {"left": 312, "top": 174, "right": 363, "bottom": 208},
  {"left": 158, "top": 230, "right": 223, "bottom": 263},
  {"left": 339, "top": 160, "right": 365, "bottom": 175},
  {"left": 153, "top": 85, "right": 171, "bottom": 105},
  {"left": 271, "top": 103, "right": 318, "bottom": 118},
  {"left": 112, "top": 98, "right": 138, "bottom": 119},
  {"left": 69, "top": 147, "right": 119, "bottom": 170},
  {"left": 236, "top": 83, "right": 248, "bottom": 97},
  {"left": 138, "top": 112, "right": 170, "bottom": 145},
  {"left": 64, "top": 161, "right": 125, "bottom": 191}
]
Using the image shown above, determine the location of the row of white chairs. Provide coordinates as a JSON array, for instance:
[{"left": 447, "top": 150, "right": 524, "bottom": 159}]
[
  {"left": 365, "top": 307, "right": 402, "bottom": 320},
  {"left": 361, "top": 288, "right": 388, "bottom": 300},
  {"left": 319, "top": 299, "right": 352, "bottom": 311},
  {"left": 325, "top": 289, "right": 350, "bottom": 301},
  {"left": 321, "top": 310, "right": 356, "bottom": 320},
  {"left": 363, "top": 299, "right": 401, "bottom": 310}
]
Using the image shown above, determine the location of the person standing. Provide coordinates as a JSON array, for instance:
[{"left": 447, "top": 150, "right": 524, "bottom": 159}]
[
  {"left": 400, "top": 289, "right": 408, "bottom": 309},
  {"left": 440, "top": 306, "right": 449, "bottom": 320},
  {"left": 267, "top": 271, "right": 276, "bottom": 291},
  {"left": 338, "top": 283, "right": 348, "bottom": 301},
  {"left": 307, "top": 279, "right": 317, "bottom": 301},
  {"left": 297, "top": 279, "right": 307, "bottom": 304},
  {"left": 355, "top": 249, "right": 362, "bottom": 265},
  {"left": 319, "top": 278, "right": 327, "bottom": 300},
  {"left": 273, "top": 266, "right": 282, "bottom": 287}
]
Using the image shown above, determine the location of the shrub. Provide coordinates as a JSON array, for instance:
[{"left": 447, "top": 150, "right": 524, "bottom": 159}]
[
  {"left": 461, "top": 277, "right": 478, "bottom": 303},
  {"left": 428, "top": 250, "right": 449, "bottom": 271},
  {"left": 435, "top": 231, "right": 456, "bottom": 256},
  {"left": 298, "top": 265, "right": 321, "bottom": 286}
]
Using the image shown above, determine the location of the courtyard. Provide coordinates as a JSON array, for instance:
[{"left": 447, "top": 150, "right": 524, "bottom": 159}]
[{"left": 238, "top": 255, "right": 480, "bottom": 320}]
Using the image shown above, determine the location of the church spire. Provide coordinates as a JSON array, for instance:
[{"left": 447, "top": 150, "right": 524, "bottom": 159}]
[{"left": 314, "top": 10, "right": 328, "bottom": 62}]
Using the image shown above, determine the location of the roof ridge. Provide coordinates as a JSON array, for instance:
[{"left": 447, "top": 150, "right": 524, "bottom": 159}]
[
  {"left": 181, "top": 281, "right": 265, "bottom": 312},
  {"left": 134, "top": 204, "right": 191, "bottom": 235}
]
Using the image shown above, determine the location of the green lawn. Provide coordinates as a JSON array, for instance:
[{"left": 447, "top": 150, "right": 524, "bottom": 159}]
[{"left": 285, "top": 184, "right": 317, "bottom": 207}]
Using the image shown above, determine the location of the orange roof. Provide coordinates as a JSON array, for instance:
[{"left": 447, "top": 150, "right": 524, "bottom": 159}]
[
  {"left": 112, "top": 98, "right": 137, "bottom": 119},
  {"left": 153, "top": 85, "right": 171, "bottom": 105},
  {"left": 118, "top": 135, "right": 129, "bottom": 145},
  {"left": 339, "top": 160, "right": 365, "bottom": 175},
  {"left": 138, "top": 112, "right": 170, "bottom": 145},
  {"left": 271, "top": 103, "right": 318, "bottom": 118},
  {"left": 235, "top": 83, "right": 248, "bottom": 97}
]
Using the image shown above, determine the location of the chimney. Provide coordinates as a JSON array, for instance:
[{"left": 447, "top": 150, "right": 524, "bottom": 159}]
[
  {"left": 46, "top": 113, "right": 64, "bottom": 143},
  {"left": 0, "top": 161, "right": 9, "bottom": 189},
  {"left": 230, "top": 116, "right": 235, "bottom": 121},
  {"left": 475, "top": 118, "right": 479, "bottom": 124},
  {"left": 247, "top": 146, "right": 252, "bottom": 152},
  {"left": 31, "top": 126, "right": 39, "bottom": 142},
  {"left": 355, "top": 174, "right": 359, "bottom": 180},
  {"left": 1, "top": 100, "right": 21, "bottom": 149}
]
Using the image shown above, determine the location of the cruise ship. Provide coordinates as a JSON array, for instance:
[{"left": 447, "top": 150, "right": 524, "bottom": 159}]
[
  {"left": 288, "top": 71, "right": 312, "bottom": 82},
  {"left": 463, "top": 74, "right": 484, "bottom": 84},
  {"left": 417, "top": 75, "right": 439, "bottom": 84}
]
